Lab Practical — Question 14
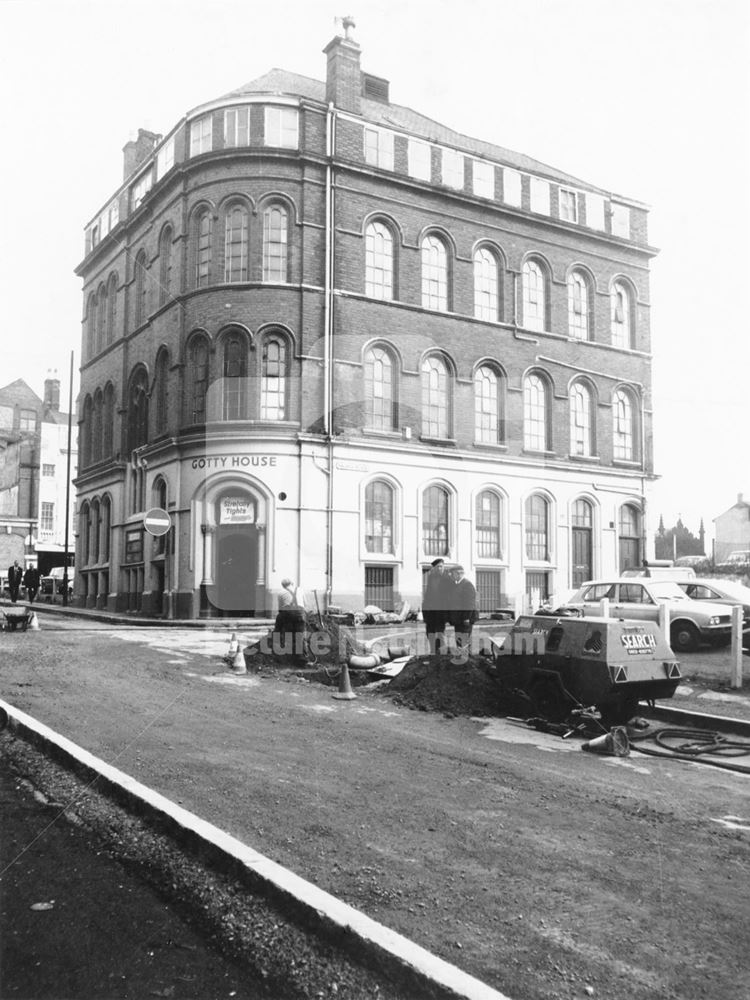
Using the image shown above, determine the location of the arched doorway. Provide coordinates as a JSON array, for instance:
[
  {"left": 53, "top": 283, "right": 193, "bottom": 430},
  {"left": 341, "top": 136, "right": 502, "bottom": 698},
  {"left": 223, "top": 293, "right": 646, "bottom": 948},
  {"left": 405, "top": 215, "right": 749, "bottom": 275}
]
[{"left": 209, "top": 491, "right": 259, "bottom": 616}]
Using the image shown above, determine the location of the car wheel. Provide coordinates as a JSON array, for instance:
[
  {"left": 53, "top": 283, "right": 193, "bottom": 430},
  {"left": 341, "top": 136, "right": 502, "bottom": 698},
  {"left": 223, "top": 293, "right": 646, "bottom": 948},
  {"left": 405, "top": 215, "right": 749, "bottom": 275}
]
[{"left": 671, "top": 621, "right": 700, "bottom": 653}]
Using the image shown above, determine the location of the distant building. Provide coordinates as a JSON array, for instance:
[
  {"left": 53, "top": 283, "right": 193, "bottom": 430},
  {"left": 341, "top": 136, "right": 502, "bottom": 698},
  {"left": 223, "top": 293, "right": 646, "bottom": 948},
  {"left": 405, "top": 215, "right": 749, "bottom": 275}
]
[
  {"left": 0, "top": 376, "right": 77, "bottom": 574},
  {"left": 74, "top": 23, "right": 658, "bottom": 618},
  {"left": 714, "top": 494, "right": 750, "bottom": 563}
]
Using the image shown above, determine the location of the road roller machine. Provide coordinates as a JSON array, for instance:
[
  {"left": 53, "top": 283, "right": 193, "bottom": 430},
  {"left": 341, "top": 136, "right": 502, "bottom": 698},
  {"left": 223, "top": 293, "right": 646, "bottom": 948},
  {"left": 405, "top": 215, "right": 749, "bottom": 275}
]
[{"left": 493, "top": 614, "right": 682, "bottom": 725}]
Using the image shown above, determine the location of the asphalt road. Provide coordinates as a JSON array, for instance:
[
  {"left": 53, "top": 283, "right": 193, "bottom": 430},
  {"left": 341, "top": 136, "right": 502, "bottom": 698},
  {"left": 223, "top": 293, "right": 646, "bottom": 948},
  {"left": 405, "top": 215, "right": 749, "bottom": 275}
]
[{"left": 1, "top": 610, "right": 749, "bottom": 1000}]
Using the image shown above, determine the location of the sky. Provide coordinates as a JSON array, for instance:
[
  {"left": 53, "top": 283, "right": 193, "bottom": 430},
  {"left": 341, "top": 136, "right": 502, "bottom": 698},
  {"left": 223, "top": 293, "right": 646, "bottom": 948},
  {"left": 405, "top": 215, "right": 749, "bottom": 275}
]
[{"left": 1, "top": 0, "right": 748, "bottom": 545}]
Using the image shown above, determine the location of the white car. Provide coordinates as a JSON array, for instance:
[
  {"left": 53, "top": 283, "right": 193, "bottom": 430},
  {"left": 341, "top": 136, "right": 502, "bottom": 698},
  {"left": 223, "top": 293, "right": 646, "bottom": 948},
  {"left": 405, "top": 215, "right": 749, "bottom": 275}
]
[
  {"left": 560, "top": 578, "right": 733, "bottom": 652},
  {"left": 678, "top": 578, "right": 750, "bottom": 643}
]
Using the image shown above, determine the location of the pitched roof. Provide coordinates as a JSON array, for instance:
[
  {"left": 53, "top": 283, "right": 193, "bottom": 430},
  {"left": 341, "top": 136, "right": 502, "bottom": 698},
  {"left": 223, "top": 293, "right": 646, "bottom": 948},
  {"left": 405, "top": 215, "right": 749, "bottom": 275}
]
[
  {"left": 0, "top": 379, "right": 42, "bottom": 408},
  {"left": 221, "top": 68, "right": 610, "bottom": 194}
]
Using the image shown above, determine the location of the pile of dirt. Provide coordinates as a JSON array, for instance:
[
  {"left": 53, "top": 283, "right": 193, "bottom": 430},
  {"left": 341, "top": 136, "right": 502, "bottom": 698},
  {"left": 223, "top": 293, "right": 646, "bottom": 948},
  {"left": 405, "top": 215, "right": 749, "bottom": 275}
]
[{"left": 383, "top": 654, "right": 504, "bottom": 717}]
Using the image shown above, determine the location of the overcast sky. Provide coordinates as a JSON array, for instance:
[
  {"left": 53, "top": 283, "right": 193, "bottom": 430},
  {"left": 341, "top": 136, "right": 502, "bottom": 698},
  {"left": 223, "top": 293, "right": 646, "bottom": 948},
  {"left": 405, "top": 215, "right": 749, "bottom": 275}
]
[{"left": 1, "top": 0, "right": 748, "bottom": 544}]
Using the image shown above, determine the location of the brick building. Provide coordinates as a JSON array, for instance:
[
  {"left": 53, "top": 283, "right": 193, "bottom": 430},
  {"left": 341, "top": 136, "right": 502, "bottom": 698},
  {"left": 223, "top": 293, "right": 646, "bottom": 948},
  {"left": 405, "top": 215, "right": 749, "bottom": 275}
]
[
  {"left": 74, "top": 23, "right": 658, "bottom": 618},
  {"left": 714, "top": 494, "right": 750, "bottom": 563}
]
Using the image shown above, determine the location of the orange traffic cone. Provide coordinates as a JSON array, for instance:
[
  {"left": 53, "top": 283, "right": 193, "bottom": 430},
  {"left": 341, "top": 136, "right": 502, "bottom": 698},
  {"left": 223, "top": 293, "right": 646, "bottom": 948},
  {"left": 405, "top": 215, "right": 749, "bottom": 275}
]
[
  {"left": 230, "top": 647, "right": 247, "bottom": 674},
  {"left": 332, "top": 661, "right": 357, "bottom": 700},
  {"left": 581, "top": 726, "right": 629, "bottom": 757}
]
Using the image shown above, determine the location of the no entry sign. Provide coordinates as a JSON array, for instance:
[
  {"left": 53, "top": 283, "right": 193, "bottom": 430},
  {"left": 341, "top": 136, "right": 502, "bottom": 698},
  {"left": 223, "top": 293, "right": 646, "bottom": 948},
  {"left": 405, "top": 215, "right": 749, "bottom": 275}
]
[{"left": 143, "top": 507, "right": 171, "bottom": 537}]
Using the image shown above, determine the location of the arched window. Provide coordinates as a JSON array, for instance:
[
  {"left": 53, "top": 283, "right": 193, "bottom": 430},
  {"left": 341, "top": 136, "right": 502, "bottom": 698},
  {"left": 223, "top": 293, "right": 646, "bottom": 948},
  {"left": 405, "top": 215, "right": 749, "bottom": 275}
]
[
  {"left": 195, "top": 209, "right": 213, "bottom": 287},
  {"left": 423, "top": 485, "right": 450, "bottom": 556},
  {"left": 96, "top": 284, "right": 107, "bottom": 354},
  {"left": 222, "top": 329, "right": 248, "bottom": 420},
  {"left": 260, "top": 336, "right": 287, "bottom": 420},
  {"left": 567, "top": 270, "right": 590, "bottom": 340},
  {"left": 153, "top": 478, "right": 168, "bottom": 554},
  {"left": 81, "top": 395, "right": 93, "bottom": 468},
  {"left": 522, "top": 258, "right": 547, "bottom": 332},
  {"left": 154, "top": 349, "right": 170, "bottom": 434},
  {"left": 86, "top": 293, "right": 97, "bottom": 357},
  {"left": 613, "top": 388, "right": 636, "bottom": 461},
  {"left": 127, "top": 367, "right": 149, "bottom": 451},
  {"left": 524, "top": 373, "right": 550, "bottom": 451},
  {"left": 159, "top": 226, "right": 173, "bottom": 305},
  {"left": 262, "top": 204, "right": 288, "bottom": 282},
  {"left": 570, "top": 381, "right": 594, "bottom": 457},
  {"left": 618, "top": 503, "right": 641, "bottom": 572},
  {"left": 134, "top": 250, "right": 148, "bottom": 327},
  {"left": 525, "top": 494, "right": 550, "bottom": 561},
  {"left": 186, "top": 333, "right": 210, "bottom": 424},
  {"left": 365, "top": 480, "right": 395, "bottom": 553},
  {"left": 611, "top": 280, "right": 634, "bottom": 349},
  {"left": 79, "top": 502, "right": 90, "bottom": 567},
  {"left": 421, "top": 354, "right": 451, "bottom": 438},
  {"left": 421, "top": 234, "right": 448, "bottom": 311},
  {"left": 103, "top": 383, "right": 115, "bottom": 458},
  {"left": 476, "top": 490, "right": 502, "bottom": 559},
  {"left": 364, "top": 345, "right": 396, "bottom": 431},
  {"left": 571, "top": 498, "right": 593, "bottom": 588},
  {"left": 92, "top": 389, "right": 104, "bottom": 463},
  {"left": 106, "top": 273, "right": 117, "bottom": 344},
  {"left": 365, "top": 221, "right": 394, "bottom": 300},
  {"left": 100, "top": 495, "right": 111, "bottom": 563},
  {"left": 224, "top": 204, "right": 249, "bottom": 282},
  {"left": 474, "top": 247, "right": 499, "bottom": 321},
  {"left": 474, "top": 365, "right": 503, "bottom": 444},
  {"left": 90, "top": 498, "right": 100, "bottom": 564}
]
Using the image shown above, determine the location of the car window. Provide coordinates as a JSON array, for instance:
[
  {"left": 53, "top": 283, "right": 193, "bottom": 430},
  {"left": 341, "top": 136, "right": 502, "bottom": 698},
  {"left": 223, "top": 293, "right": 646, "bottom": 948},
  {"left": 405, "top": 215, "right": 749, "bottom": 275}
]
[
  {"left": 689, "top": 585, "right": 716, "bottom": 600},
  {"left": 618, "top": 584, "right": 651, "bottom": 604},
  {"left": 581, "top": 584, "right": 614, "bottom": 601}
]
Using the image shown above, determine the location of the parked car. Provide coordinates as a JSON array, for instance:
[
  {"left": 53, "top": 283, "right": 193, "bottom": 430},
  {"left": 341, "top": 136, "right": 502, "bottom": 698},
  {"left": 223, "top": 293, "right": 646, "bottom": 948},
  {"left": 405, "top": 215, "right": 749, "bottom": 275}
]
[
  {"left": 674, "top": 555, "right": 710, "bottom": 569},
  {"left": 678, "top": 578, "right": 750, "bottom": 643},
  {"left": 720, "top": 550, "right": 750, "bottom": 570},
  {"left": 620, "top": 562, "right": 696, "bottom": 582},
  {"left": 559, "top": 578, "right": 733, "bottom": 652},
  {"left": 40, "top": 566, "right": 74, "bottom": 596}
]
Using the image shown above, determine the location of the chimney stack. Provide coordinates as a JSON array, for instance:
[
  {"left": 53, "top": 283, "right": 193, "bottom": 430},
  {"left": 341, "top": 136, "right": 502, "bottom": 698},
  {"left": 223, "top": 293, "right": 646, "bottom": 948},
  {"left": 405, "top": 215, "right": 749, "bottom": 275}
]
[
  {"left": 323, "top": 17, "right": 361, "bottom": 114},
  {"left": 122, "top": 128, "right": 161, "bottom": 181},
  {"left": 44, "top": 371, "right": 60, "bottom": 412}
]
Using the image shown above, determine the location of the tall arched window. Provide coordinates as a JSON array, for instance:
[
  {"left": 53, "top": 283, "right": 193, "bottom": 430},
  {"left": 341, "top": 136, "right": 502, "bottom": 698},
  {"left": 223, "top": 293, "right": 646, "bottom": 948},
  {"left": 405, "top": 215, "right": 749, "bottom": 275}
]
[
  {"left": 90, "top": 499, "right": 100, "bottom": 564},
  {"left": 474, "top": 365, "right": 503, "bottom": 444},
  {"left": 186, "top": 333, "right": 210, "bottom": 424},
  {"left": 195, "top": 209, "right": 213, "bottom": 287},
  {"left": 618, "top": 503, "right": 641, "bottom": 572},
  {"left": 262, "top": 204, "right": 288, "bottom": 282},
  {"left": 159, "top": 226, "right": 173, "bottom": 305},
  {"left": 365, "top": 480, "right": 394, "bottom": 554},
  {"left": 106, "top": 273, "right": 117, "bottom": 344},
  {"left": 613, "top": 388, "right": 636, "bottom": 461},
  {"left": 92, "top": 389, "right": 104, "bottom": 463},
  {"left": 570, "top": 381, "right": 594, "bottom": 457},
  {"left": 79, "top": 502, "right": 90, "bottom": 567},
  {"left": 421, "top": 354, "right": 451, "bottom": 438},
  {"left": 474, "top": 247, "right": 499, "bottom": 321},
  {"left": 525, "top": 494, "right": 550, "bottom": 561},
  {"left": 103, "top": 383, "right": 115, "bottom": 458},
  {"left": 134, "top": 250, "right": 148, "bottom": 327},
  {"left": 100, "top": 495, "right": 111, "bottom": 563},
  {"left": 260, "top": 336, "right": 287, "bottom": 420},
  {"left": 81, "top": 395, "right": 93, "bottom": 468},
  {"left": 567, "top": 270, "right": 590, "bottom": 340},
  {"left": 524, "top": 372, "right": 550, "bottom": 451},
  {"left": 87, "top": 293, "right": 97, "bottom": 357},
  {"left": 423, "top": 485, "right": 450, "bottom": 556},
  {"left": 611, "top": 280, "right": 634, "bottom": 349},
  {"left": 421, "top": 234, "right": 448, "bottom": 311},
  {"left": 365, "top": 221, "right": 394, "bottom": 300},
  {"left": 222, "top": 329, "right": 248, "bottom": 420},
  {"left": 522, "top": 259, "right": 547, "bottom": 332},
  {"left": 96, "top": 283, "right": 107, "bottom": 354},
  {"left": 224, "top": 204, "right": 249, "bottom": 283},
  {"left": 127, "top": 367, "right": 149, "bottom": 451},
  {"left": 476, "top": 490, "right": 502, "bottom": 559},
  {"left": 154, "top": 349, "right": 170, "bottom": 434},
  {"left": 364, "top": 345, "right": 396, "bottom": 431}
]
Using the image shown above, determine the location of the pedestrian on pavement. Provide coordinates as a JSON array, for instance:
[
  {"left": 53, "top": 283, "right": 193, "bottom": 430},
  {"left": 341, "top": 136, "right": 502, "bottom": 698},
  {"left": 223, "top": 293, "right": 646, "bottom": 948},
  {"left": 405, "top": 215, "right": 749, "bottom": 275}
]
[
  {"left": 449, "top": 565, "right": 478, "bottom": 651},
  {"left": 422, "top": 558, "right": 453, "bottom": 654},
  {"left": 23, "top": 566, "right": 40, "bottom": 604},
  {"left": 7, "top": 560, "right": 23, "bottom": 604}
]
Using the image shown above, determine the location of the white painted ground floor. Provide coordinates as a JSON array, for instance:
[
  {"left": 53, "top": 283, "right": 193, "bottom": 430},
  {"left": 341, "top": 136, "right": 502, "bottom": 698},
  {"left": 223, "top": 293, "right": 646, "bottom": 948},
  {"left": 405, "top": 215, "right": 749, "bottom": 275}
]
[{"left": 73, "top": 434, "right": 655, "bottom": 618}]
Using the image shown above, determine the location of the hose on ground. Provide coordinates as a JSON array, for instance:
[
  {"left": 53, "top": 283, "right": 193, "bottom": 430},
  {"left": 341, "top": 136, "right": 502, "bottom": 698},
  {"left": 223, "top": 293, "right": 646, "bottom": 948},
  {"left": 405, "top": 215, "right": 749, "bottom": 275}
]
[{"left": 630, "top": 726, "right": 750, "bottom": 775}]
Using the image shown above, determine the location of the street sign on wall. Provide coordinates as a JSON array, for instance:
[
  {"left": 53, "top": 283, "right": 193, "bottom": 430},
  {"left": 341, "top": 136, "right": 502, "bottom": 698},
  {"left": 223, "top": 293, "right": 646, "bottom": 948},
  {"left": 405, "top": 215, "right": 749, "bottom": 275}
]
[{"left": 143, "top": 507, "right": 171, "bottom": 537}]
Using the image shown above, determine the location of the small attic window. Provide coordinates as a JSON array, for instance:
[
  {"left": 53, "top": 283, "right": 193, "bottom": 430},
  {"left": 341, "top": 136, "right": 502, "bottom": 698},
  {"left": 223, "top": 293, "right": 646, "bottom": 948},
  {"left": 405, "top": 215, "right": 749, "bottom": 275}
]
[{"left": 362, "top": 73, "right": 389, "bottom": 103}]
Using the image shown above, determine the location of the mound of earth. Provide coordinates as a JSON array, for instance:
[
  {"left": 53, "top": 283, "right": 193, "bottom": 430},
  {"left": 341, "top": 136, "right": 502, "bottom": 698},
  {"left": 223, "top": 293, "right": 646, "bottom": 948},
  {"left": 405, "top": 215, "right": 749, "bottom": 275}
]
[{"left": 384, "top": 654, "right": 504, "bottom": 717}]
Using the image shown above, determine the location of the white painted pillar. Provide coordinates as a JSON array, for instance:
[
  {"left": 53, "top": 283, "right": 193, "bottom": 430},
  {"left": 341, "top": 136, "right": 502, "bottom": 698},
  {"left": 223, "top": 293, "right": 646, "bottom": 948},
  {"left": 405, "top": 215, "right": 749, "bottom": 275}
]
[{"left": 730, "top": 605, "right": 744, "bottom": 690}]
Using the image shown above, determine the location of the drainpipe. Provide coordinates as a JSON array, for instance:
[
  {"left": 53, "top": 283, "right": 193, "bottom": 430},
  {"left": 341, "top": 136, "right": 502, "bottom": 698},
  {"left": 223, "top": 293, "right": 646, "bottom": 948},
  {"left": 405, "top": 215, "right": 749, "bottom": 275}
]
[{"left": 323, "top": 102, "right": 336, "bottom": 608}]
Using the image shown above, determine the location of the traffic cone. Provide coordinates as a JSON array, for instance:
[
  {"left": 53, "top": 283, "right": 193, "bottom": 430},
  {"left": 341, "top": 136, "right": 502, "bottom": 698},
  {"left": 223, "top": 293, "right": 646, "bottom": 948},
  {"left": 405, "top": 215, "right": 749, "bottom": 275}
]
[
  {"left": 332, "top": 661, "right": 357, "bottom": 700},
  {"left": 230, "top": 647, "right": 247, "bottom": 674},
  {"left": 226, "top": 632, "right": 239, "bottom": 661},
  {"left": 581, "top": 726, "right": 629, "bottom": 757},
  {"left": 28, "top": 611, "right": 40, "bottom": 631}
]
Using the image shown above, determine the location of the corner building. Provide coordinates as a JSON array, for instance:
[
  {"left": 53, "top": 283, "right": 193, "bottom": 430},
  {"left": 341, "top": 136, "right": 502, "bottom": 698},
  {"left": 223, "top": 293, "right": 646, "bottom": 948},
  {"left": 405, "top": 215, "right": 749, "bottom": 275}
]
[{"left": 74, "top": 25, "right": 657, "bottom": 619}]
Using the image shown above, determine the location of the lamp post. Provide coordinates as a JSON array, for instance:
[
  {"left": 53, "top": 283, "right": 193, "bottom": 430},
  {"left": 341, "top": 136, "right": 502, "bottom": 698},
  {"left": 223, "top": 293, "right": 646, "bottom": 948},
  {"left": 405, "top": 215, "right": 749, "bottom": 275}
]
[{"left": 62, "top": 351, "right": 74, "bottom": 607}]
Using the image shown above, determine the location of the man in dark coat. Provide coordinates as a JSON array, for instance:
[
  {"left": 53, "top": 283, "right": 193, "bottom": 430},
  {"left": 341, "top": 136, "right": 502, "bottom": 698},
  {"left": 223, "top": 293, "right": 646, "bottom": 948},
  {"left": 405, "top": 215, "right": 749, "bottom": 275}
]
[
  {"left": 450, "top": 565, "right": 478, "bottom": 651},
  {"left": 422, "top": 558, "right": 453, "bottom": 654},
  {"left": 23, "top": 565, "right": 40, "bottom": 604},
  {"left": 7, "top": 560, "right": 23, "bottom": 603}
]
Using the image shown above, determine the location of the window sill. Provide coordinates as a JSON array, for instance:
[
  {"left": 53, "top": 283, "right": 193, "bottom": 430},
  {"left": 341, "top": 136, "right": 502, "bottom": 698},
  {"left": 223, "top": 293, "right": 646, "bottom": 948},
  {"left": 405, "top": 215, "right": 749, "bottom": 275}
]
[
  {"left": 612, "top": 459, "right": 642, "bottom": 468},
  {"left": 472, "top": 442, "right": 508, "bottom": 452},
  {"left": 419, "top": 436, "right": 457, "bottom": 447},
  {"left": 568, "top": 454, "right": 600, "bottom": 463},
  {"left": 362, "top": 427, "right": 402, "bottom": 438},
  {"left": 521, "top": 448, "right": 556, "bottom": 458}
]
